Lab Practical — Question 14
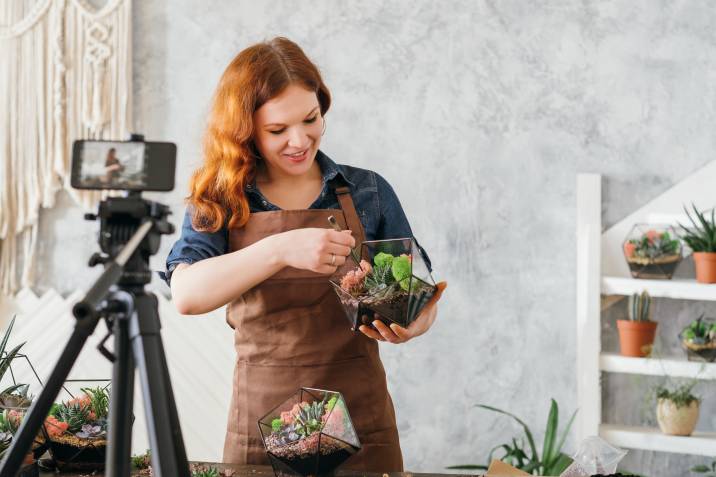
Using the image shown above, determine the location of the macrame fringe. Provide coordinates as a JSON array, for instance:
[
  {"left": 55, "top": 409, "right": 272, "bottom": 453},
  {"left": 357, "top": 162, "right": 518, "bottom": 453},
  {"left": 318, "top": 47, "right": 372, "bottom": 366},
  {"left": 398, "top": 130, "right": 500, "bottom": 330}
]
[{"left": 0, "top": 0, "right": 132, "bottom": 295}]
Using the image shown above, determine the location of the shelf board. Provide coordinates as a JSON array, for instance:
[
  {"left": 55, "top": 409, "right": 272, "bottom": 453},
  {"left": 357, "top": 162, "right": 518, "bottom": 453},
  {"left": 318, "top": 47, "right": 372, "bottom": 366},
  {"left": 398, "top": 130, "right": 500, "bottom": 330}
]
[
  {"left": 600, "top": 353, "right": 716, "bottom": 380},
  {"left": 600, "top": 424, "right": 716, "bottom": 456},
  {"left": 602, "top": 276, "right": 716, "bottom": 301}
]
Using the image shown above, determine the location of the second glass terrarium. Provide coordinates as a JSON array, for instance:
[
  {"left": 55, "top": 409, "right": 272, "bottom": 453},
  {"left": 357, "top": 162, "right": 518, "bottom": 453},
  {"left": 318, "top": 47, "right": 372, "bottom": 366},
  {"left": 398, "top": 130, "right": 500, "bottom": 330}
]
[
  {"left": 330, "top": 238, "right": 437, "bottom": 330},
  {"left": 622, "top": 224, "right": 683, "bottom": 279},
  {"left": 258, "top": 388, "right": 361, "bottom": 477}
]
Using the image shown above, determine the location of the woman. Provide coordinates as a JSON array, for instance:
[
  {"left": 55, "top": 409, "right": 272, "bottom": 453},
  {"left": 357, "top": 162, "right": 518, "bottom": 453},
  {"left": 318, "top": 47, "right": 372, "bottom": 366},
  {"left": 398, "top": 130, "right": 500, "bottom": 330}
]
[{"left": 164, "top": 37, "right": 446, "bottom": 471}]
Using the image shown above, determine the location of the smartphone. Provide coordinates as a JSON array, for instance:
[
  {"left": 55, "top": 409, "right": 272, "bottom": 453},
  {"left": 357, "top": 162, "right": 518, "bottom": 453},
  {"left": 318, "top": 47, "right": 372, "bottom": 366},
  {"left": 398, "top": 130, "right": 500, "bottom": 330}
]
[{"left": 70, "top": 139, "right": 176, "bottom": 192}]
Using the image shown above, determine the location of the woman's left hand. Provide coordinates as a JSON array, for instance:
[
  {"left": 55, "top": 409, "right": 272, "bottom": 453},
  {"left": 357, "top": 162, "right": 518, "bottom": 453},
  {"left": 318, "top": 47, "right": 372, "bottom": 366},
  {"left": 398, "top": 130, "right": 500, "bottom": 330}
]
[{"left": 358, "top": 281, "right": 447, "bottom": 344}]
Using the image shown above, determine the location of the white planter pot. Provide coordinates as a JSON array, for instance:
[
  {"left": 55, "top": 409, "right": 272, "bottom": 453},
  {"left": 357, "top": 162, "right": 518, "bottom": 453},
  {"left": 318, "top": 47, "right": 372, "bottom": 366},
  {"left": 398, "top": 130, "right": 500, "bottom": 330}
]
[{"left": 656, "top": 398, "right": 699, "bottom": 436}]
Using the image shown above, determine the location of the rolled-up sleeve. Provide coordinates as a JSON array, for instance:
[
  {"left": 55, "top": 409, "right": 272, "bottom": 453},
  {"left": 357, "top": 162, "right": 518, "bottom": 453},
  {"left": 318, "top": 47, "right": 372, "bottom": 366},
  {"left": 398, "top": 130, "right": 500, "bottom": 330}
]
[{"left": 160, "top": 208, "right": 228, "bottom": 286}]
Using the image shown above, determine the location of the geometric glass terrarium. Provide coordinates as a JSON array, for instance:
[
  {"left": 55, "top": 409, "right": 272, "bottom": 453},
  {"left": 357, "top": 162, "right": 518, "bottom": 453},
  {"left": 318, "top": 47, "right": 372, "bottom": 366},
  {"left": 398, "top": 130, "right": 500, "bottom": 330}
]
[
  {"left": 258, "top": 388, "right": 361, "bottom": 477},
  {"left": 330, "top": 238, "right": 437, "bottom": 330},
  {"left": 622, "top": 224, "right": 683, "bottom": 279},
  {"left": 42, "top": 380, "right": 111, "bottom": 472},
  {"left": 0, "top": 317, "right": 47, "bottom": 476}
]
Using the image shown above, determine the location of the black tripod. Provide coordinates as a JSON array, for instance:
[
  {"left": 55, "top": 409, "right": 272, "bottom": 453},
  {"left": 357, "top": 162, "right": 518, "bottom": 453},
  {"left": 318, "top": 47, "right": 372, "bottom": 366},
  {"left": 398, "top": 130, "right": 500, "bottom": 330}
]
[{"left": 0, "top": 195, "right": 191, "bottom": 477}]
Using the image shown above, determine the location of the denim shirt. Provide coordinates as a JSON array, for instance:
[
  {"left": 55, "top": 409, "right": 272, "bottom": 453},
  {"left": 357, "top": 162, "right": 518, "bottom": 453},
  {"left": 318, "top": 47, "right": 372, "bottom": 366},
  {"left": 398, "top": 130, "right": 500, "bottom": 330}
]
[{"left": 162, "top": 150, "right": 430, "bottom": 285}]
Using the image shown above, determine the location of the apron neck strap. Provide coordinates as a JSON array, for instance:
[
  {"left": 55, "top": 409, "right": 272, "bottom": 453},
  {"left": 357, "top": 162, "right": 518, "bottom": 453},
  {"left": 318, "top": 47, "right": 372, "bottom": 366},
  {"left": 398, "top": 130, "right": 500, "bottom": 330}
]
[{"left": 331, "top": 182, "right": 364, "bottom": 244}]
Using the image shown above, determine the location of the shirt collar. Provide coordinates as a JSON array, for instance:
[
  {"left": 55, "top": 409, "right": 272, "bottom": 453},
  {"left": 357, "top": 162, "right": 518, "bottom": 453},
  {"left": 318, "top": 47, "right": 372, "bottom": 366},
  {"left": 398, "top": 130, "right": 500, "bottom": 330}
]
[{"left": 245, "top": 149, "right": 354, "bottom": 192}]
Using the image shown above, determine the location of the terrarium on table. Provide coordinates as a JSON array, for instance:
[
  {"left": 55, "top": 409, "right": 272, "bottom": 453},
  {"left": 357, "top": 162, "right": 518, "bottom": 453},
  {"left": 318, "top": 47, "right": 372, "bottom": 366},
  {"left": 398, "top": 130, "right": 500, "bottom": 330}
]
[
  {"left": 330, "top": 238, "right": 437, "bottom": 330},
  {"left": 258, "top": 387, "right": 361, "bottom": 477},
  {"left": 42, "top": 380, "right": 111, "bottom": 472},
  {"left": 622, "top": 224, "right": 682, "bottom": 279}
]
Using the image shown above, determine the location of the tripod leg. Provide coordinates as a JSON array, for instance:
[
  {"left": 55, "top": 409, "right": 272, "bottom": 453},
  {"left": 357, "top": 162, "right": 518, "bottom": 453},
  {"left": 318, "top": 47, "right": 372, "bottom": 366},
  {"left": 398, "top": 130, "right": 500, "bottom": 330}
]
[
  {"left": 0, "top": 315, "right": 103, "bottom": 475},
  {"left": 130, "top": 292, "right": 190, "bottom": 477},
  {"left": 106, "top": 314, "right": 135, "bottom": 477}
]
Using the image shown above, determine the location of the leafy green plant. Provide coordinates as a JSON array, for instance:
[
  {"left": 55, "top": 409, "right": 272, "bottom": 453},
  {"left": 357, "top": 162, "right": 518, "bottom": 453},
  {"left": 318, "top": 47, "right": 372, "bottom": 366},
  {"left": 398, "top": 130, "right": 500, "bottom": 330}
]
[
  {"left": 655, "top": 381, "right": 700, "bottom": 409},
  {"left": 81, "top": 386, "right": 110, "bottom": 420},
  {"left": 628, "top": 291, "right": 652, "bottom": 322},
  {"left": 131, "top": 449, "right": 151, "bottom": 469},
  {"left": 692, "top": 459, "right": 716, "bottom": 476},
  {"left": 678, "top": 204, "right": 716, "bottom": 253},
  {"left": 0, "top": 317, "right": 29, "bottom": 404},
  {"left": 681, "top": 315, "right": 716, "bottom": 345},
  {"left": 447, "top": 399, "right": 576, "bottom": 475},
  {"left": 191, "top": 465, "right": 220, "bottom": 477}
]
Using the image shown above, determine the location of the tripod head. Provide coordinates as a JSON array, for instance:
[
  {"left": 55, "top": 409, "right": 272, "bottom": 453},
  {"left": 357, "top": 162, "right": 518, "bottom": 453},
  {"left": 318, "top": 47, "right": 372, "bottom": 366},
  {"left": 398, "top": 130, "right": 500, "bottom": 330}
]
[{"left": 85, "top": 194, "right": 174, "bottom": 288}]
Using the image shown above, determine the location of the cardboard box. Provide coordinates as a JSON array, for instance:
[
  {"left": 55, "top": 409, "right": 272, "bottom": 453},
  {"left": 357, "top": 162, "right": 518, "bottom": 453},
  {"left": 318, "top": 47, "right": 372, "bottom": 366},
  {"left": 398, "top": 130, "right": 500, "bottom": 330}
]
[{"left": 485, "top": 460, "right": 558, "bottom": 477}]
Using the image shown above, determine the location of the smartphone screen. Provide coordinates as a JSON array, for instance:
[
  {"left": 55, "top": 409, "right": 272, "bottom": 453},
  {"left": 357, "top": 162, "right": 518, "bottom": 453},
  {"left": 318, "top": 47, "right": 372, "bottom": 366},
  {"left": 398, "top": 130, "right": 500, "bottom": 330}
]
[{"left": 70, "top": 140, "right": 176, "bottom": 191}]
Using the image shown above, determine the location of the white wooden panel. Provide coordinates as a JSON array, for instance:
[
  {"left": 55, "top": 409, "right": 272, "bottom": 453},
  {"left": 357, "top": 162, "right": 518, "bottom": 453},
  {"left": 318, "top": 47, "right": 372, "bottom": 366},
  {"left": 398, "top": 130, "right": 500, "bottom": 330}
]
[
  {"left": 576, "top": 173, "right": 602, "bottom": 441},
  {"left": 600, "top": 353, "right": 716, "bottom": 380},
  {"left": 600, "top": 424, "right": 716, "bottom": 456},
  {"left": 602, "top": 276, "right": 716, "bottom": 301}
]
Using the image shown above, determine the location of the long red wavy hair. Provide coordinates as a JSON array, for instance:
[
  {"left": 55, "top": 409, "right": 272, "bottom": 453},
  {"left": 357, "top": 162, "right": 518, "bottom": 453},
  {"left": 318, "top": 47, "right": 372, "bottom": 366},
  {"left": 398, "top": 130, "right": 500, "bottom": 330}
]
[{"left": 188, "top": 37, "right": 331, "bottom": 232}]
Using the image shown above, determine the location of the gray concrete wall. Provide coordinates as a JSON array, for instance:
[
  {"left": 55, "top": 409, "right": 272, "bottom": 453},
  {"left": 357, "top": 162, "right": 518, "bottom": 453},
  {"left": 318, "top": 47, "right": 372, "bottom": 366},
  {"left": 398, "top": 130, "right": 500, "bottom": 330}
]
[{"left": 29, "top": 1, "right": 716, "bottom": 475}]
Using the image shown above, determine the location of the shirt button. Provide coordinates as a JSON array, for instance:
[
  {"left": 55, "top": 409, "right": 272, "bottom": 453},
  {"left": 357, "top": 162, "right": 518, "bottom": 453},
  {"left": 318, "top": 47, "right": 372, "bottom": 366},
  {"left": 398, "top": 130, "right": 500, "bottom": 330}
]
[{"left": 262, "top": 200, "right": 268, "bottom": 206}]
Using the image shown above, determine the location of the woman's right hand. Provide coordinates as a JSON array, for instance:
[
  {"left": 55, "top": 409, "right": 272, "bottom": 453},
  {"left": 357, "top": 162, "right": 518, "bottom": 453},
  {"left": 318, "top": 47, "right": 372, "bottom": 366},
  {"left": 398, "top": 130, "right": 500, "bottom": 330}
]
[{"left": 277, "top": 228, "right": 355, "bottom": 274}]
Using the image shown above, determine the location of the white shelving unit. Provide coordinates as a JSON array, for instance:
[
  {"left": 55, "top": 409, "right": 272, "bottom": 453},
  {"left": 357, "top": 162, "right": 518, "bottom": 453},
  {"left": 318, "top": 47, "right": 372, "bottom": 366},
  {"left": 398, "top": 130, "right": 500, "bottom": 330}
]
[{"left": 576, "top": 164, "right": 716, "bottom": 457}]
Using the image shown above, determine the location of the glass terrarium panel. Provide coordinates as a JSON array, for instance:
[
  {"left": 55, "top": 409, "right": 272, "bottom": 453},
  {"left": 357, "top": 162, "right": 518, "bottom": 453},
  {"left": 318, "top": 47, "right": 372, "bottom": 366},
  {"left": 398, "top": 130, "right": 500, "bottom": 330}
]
[
  {"left": 622, "top": 224, "right": 683, "bottom": 279},
  {"left": 330, "top": 238, "right": 437, "bottom": 329},
  {"left": 258, "top": 388, "right": 361, "bottom": 477}
]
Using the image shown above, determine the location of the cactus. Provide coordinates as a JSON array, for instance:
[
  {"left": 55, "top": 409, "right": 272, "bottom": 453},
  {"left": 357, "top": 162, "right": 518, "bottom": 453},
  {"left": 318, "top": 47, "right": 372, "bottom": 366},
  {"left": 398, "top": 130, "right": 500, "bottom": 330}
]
[{"left": 628, "top": 291, "right": 652, "bottom": 322}]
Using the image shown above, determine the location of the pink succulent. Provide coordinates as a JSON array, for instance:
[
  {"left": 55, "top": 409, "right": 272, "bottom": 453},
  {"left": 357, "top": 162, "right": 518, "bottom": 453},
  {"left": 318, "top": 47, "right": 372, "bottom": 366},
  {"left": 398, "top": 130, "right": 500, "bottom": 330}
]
[
  {"left": 645, "top": 229, "right": 660, "bottom": 244},
  {"left": 44, "top": 416, "right": 68, "bottom": 439},
  {"left": 623, "top": 241, "right": 636, "bottom": 258}
]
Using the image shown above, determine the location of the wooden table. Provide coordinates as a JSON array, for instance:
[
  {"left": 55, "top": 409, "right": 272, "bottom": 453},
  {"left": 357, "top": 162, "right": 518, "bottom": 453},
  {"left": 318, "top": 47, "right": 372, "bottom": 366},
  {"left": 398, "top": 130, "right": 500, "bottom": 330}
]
[{"left": 35, "top": 463, "right": 481, "bottom": 477}]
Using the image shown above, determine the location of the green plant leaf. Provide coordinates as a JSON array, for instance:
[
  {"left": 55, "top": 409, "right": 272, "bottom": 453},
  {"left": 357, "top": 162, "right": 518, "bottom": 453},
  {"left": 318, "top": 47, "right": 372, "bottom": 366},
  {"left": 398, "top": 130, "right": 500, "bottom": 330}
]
[
  {"left": 475, "top": 404, "right": 539, "bottom": 466},
  {"left": 541, "top": 399, "right": 558, "bottom": 471},
  {"left": 545, "top": 452, "right": 573, "bottom": 475},
  {"left": 691, "top": 464, "right": 710, "bottom": 472},
  {"left": 550, "top": 407, "right": 577, "bottom": 468}
]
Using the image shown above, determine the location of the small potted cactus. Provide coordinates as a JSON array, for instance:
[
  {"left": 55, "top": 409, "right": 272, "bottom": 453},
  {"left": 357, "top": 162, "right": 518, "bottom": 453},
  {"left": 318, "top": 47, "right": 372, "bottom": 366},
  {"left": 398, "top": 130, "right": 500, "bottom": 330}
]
[
  {"left": 616, "top": 291, "right": 657, "bottom": 357},
  {"left": 678, "top": 204, "right": 716, "bottom": 283},
  {"left": 655, "top": 382, "right": 700, "bottom": 436},
  {"left": 43, "top": 384, "right": 110, "bottom": 471},
  {"left": 330, "top": 238, "right": 437, "bottom": 330},
  {"left": 258, "top": 388, "right": 361, "bottom": 477},
  {"left": 679, "top": 315, "right": 716, "bottom": 362},
  {"left": 622, "top": 224, "right": 682, "bottom": 279}
]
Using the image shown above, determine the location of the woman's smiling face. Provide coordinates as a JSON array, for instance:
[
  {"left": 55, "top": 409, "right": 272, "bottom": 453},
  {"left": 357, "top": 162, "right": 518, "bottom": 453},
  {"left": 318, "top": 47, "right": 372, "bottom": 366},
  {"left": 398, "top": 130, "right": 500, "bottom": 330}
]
[{"left": 253, "top": 83, "right": 323, "bottom": 180}]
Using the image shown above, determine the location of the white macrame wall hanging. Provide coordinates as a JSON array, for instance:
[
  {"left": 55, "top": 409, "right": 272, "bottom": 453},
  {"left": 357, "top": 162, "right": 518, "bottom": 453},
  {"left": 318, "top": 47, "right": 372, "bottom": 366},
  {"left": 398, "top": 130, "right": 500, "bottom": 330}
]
[{"left": 0, "top": 0, "right": 132, "bottom": 295}]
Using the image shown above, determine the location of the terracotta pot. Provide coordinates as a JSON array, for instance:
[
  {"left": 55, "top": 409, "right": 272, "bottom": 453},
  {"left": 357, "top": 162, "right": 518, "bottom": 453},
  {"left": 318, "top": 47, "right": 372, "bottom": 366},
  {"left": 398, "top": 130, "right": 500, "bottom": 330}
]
[
  {"left": 693, "top": 252, "right": 716, "bottom": 283},
  {"left": 657, "top": 398, "right": 699, "bottom": 436},
  {"left": 616, "top": 320, "right": 657, "bottom": 357}
]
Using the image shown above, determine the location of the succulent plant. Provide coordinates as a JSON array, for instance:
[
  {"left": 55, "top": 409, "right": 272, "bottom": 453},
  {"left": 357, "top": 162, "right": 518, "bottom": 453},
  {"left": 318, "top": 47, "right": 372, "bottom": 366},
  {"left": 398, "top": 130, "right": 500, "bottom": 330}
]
[
  {"left": 623, "top": 229, "right": 680, "bottom": 260},
  {"left": 678, "top": 204, "right": 716, "bottom": 253},
  {"left": 628, "top": 291, "right": 652, "bottom": 322},
  {"left": 0, "top": 431, "right": 12, "bottom": 456},
  {"left": 682, "top": 315, "right": 716, "bottom": 344},
  {"left": 56, "top": 401, "right": 91, "bottom": 433},
  {"left": 75, "top": 423, "right": 106, "bottom": 439},
  {"left": 81, "top": 386, "right": 110, "bottom": 420},
  {"left": 294, "top": 396, "right": 327, "bottom": 437}
]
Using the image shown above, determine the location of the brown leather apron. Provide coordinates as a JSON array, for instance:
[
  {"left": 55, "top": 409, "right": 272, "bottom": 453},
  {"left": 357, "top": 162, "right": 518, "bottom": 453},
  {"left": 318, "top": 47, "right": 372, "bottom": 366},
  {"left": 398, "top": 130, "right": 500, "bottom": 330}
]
[{"left": 222, "top": 184, "right": 403, "bottom": 472}]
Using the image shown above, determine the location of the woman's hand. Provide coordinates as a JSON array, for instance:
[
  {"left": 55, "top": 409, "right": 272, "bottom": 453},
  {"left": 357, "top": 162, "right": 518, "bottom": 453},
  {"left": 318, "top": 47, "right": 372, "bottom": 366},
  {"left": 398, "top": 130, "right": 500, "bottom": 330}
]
[
  {"left": 278, "top": 228, "right": 355, "bottom": 274},
  {"left": 358, "top": 281, "right": 447, "bottom": 343}
]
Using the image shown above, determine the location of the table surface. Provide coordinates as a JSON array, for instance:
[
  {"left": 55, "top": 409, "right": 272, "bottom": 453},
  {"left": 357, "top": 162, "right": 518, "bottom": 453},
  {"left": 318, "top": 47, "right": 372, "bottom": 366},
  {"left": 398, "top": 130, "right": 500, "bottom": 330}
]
[{"left": 35, "top": 463, "right": 484, "bottom": 477}]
